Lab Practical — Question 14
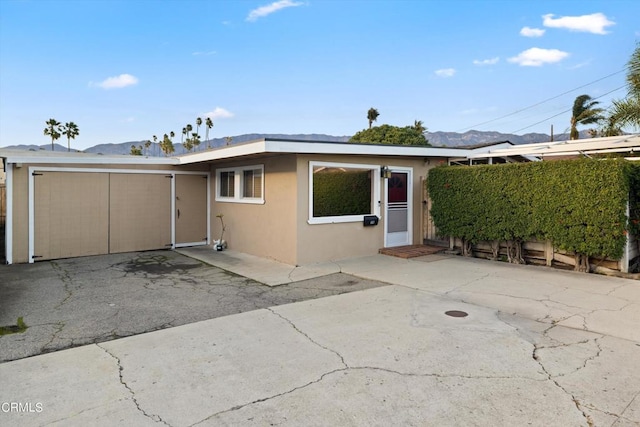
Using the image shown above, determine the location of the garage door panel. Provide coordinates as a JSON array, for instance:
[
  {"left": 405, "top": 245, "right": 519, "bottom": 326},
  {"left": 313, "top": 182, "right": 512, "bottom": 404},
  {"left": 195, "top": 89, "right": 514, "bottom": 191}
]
[
  {"left": 109, "top": 173, "right": 171, "bottom": 253},
  {"left": 34, "top": 172, "right": 109, "bottom": 261},
  {"left": 176, "top": 174, "right": 208, "bottom": 245}
]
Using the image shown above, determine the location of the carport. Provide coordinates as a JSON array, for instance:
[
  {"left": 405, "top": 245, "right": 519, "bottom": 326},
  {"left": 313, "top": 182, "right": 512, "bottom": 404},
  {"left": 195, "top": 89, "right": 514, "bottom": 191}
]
[{"left": 0, "top": 149, "right": 210, "bottom": 264}]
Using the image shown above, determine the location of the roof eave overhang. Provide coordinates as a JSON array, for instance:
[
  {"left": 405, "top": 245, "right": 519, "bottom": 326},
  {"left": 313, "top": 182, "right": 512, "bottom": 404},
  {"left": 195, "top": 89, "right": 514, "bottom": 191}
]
[
  {"left": 177, "top": 140, "right": 471, "bottom": 164},
  {"left": 0, "top": 152, "right": 179, "bottom": 165}
]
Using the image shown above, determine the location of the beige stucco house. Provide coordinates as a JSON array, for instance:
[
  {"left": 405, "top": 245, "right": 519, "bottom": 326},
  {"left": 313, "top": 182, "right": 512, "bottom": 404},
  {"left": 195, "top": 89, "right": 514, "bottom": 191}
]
[{"left": 1, "top": 139, "right": 515, "bottom": 265}]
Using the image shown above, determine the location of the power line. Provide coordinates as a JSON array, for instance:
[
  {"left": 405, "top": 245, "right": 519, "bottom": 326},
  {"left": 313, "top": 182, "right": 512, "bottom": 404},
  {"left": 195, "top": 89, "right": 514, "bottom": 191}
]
[
  {"left": 456, "top": 68, "right": 627, "bottom": 132},
  {"left": 509, "top": 85, "right": 626, "bottom": 134}
]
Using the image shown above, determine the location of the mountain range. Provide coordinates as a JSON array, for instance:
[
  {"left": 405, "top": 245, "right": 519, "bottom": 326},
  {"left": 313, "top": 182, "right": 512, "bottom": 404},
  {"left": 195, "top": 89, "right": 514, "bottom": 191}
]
[{"left": 3, "top": 130, "right": 584, "bottom": 155}]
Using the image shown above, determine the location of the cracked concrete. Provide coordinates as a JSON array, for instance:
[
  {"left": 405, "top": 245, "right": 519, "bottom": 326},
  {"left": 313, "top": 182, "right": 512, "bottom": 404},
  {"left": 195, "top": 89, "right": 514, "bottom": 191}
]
[
  {"left": 1, "top": 252, "right": 638, "bottom": 426},
  {"left": 0, "top": 251, "right": 386, "bottom": 362}
]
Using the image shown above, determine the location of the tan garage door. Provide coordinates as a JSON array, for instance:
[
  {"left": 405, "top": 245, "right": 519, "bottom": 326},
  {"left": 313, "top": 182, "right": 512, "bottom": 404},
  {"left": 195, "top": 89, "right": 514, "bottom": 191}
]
[
  {"left": 109, "top": 173, "right": 172, "bottom": 253},
  {"left": 34, "top": 172, "right": 109, "bottom": 261},
  {"left": 34, "top": 171, "right": 173, "bottom": 261},
  {"left": 175, "top": 174, "right": 208, "bottom": 245}
]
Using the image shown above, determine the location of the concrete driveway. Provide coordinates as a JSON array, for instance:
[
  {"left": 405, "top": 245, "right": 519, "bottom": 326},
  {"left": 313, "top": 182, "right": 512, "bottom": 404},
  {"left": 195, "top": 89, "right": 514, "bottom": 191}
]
[
  {"left": 0, "top": 250, "right": 385, "bottom": 362},
  {"left": 1, "top": 252, "right": 639, "bottom": 426}
]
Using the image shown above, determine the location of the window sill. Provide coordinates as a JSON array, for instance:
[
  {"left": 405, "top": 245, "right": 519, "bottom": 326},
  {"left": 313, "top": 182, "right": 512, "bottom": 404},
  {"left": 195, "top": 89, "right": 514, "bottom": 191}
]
[
  {"left": 215, "top": 197, "right": 265, "bottom": 205},
  {"left": 308, "top": 215, "right": 371, "bottom": 225}
]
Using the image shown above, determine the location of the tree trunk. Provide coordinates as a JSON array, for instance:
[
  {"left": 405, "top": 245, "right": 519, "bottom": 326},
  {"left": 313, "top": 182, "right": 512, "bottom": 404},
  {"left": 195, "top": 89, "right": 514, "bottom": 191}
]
[
  {"left": 574, "top": 253, "right": 590, "bottom": 272},
  {"left": 489, "top": 240, "right": 500, "bottom": 261},
  {"left": 461, "top": 239, "right": 473, "bottom": 257},
  {"left": 506, "top": 240, "right": 525, "bottom": 264}
]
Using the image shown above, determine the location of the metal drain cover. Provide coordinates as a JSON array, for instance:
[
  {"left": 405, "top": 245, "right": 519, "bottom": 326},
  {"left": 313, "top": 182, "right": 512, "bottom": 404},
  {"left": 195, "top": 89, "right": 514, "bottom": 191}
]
[{"left": 445, "top": 310, "right": 468, "bottom": 318}]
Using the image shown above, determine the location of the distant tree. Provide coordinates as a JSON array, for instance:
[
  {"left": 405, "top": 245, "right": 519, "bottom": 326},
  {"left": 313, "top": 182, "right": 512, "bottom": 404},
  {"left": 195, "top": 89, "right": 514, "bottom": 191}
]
[
  {"left": 367, "top": 108, "right": 380, "bottom": 129},
  {"left": 205, "top": 117, "right": 214, "bottom": 148},
  {"left": 152, "top": 135, "right": 158, "bottom": 156},
  {"left": 350, "top": 124, "right": 431, "bottom": 146},
  {"left": 183, "top": 124, "right": 193, "bottom": 151},
  {"left": 191, "top": 132, "right": 201, "bottom": 151},
  {"left": 181, "top": 127, "right": 187, "bottom": 144},
  {"left": 570, "top": 94, "right": 604, "bottom": 140},
  {"left": 183, "top": 137, "right": 193, "bottom": 153},
  {"left": 130, "top": 145, "right": 143, "bottom": 155},
  {"left": 44, "top": 118, "right": 61, "bottom": 151},
  {"left": 600, "top": 116, "right": 623, "bottom": 137},
  {"left": 196, "top": 117, "right": 202, "bottom": 140},
  {"left": 609, "top": 43, "right": 640, "bottom": 130},
  {"left": 225, "top": 136, "right": 233, "bottom": 145},
  {"left": 413, "top": 120, "right": 427, "bottom": 135},
  {"left": 160, "top": 133, "right": 175, "bottom": 156},
  {"left": 143, "top": 139, "right": 151, "bottom": 156},
  {"left": 60, "top": 121, "right": 79, "bottom": 152}
]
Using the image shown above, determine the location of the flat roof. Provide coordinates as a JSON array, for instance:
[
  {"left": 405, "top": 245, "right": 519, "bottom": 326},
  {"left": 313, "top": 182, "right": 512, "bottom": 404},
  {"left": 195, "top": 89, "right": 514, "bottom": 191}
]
[
  {"left": 0, "top": 148, "right": 178, "bottom": 165},
  {"left": 466, "top": 134, "right": 640, "bottom": 158},
  {"left": 176, "top": 138, "right": 474, "bottom": 164}
]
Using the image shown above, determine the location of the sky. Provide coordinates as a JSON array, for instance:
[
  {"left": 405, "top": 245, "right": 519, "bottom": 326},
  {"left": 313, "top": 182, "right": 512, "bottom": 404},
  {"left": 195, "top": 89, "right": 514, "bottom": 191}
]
[{"left": 1, "top": 0, "right": 639, "bottom": 150}]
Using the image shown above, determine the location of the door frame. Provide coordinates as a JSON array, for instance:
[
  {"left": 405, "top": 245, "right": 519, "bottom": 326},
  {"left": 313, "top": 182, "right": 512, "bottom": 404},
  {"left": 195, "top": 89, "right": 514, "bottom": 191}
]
[
  {"left": 383, "top": 166, "right": 413, "bottom": 248},
  {"left": 173, "top": 172, "right": 211, "bottom": 248}
]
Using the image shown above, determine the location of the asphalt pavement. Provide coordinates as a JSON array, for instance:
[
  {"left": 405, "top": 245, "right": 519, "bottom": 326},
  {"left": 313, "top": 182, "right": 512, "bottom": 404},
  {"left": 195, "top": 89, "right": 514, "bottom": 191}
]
[{"left": 0, "top": 250, "right": 385, "bottom": 363}]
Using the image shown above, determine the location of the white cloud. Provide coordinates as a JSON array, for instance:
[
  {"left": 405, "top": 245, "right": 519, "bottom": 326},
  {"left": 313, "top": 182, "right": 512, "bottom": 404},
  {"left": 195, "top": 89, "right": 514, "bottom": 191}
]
[
  {"left": 473, "top": 57, "right": 499, "bottom": 66},
  {"left": 204, "top": 107, "right": 234, "bottom": 120},
  {"left": 246, "top": 0, "right": 303, "bottom": 22},
  {"left": 93, "top": 74, "right": 139, "bottom": 89},
  {"left": 435, "top": 68, "right": 456, "bottom": 78},
  {"left": 520, "top": 26, "right": 545, "bottom": 37},
  {"left": 508, "top": 47, "right": 569, "bottom": 67},
  {"left": 542, "top": 13, "right": 615, "bottom": 35}
]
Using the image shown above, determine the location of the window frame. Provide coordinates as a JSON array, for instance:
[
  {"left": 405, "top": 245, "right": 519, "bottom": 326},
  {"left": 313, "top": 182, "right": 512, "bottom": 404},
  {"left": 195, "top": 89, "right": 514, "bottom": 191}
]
[
  {"left": 308, "top": 161, "right": 381, "bottom": 224},
  {"left": 215, "top": 164, "right": 264, "bottom": 204}
]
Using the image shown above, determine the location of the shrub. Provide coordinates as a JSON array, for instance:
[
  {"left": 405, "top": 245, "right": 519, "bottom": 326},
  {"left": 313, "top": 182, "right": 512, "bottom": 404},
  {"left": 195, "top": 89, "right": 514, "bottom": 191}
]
[{"left": 428, "top": 159, "right": 636, "bottom": 263}]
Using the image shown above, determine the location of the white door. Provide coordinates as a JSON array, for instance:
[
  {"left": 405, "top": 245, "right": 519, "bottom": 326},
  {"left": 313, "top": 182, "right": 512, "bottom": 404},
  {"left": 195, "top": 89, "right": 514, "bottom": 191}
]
[{"left": 385, "top": 169, "right": 412, "bottom": 247}]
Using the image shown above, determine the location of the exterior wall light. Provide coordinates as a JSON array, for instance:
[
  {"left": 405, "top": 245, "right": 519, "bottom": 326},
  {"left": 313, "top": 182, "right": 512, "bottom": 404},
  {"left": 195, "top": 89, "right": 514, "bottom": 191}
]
[{"left": 381, "top": 166, "right": 391, "bottom": 179}]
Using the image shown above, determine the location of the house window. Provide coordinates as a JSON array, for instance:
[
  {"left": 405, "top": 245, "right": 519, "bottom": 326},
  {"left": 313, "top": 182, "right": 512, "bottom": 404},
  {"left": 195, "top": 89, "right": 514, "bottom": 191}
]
[
  {"left": 216, "top": 165, "right": 264, "bottom": 204},
  {"left": 219, "top": 171, "right": 235, "bottom": 198},
  {"left": 308, "top": 161, "right": 380, "bottom": 224},
  {"left": 243, "top": 168, "right": 262, "bottom": 199}
]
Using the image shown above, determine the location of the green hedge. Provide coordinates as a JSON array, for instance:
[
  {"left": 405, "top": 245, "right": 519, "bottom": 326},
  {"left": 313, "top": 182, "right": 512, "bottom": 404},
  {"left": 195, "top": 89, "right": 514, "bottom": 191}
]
[
  {"left": 313, "top": 169, "right": 371, "bottom": 217},
  {"left": 428, "top": 159, "right": 637, "bottom": 260}
]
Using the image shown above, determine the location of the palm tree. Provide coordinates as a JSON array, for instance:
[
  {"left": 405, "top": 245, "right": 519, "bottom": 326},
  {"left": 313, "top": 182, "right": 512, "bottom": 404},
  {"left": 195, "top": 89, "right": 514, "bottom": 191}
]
[
  {"left": 367, "top": 108, "right": 379, "bottom": 129},
  {"left": 185, "top": 124, "right": 193, "bottom": 152},
  {"left": 191, "top": 133, "right": 201, "bottom": 151},
  {"left": 60, "top": 122, "right": 79, "bottom": 152},
  {"left": 413, "top": 120, "right": 426, "bottom": 135},
  {"left": 609, "top": 43, "right": 640, "bottom": 130},
  {"left": 143, "top": 139, "right": 151, "bottom": 156},
  {"left": 570, "top": 95, "right": 604, "bottom": 140},
  {"left": 181, "top": 127, "right": 187, "bottom": 144},
  {"left": 205, "top": 117, "right": 214, "bottom": 148},
  {"left": 44, "top": 118, "right": 61, "bottom": 151},
  {"left": 196, "top": 117, "right": 202, "bottom": 140}
]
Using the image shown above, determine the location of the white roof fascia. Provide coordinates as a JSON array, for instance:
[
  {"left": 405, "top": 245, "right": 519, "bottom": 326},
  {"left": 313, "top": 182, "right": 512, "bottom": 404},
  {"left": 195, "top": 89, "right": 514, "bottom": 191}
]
[
  {"left": 177, "top": 140, "right": 268, "bottom": 164},
  {"left": 178, "top": 139, "right": 470, "bottom": 164},
  {"left": 263, "top": 140, "right": 470, "bottom": 157},
  {"left": 0, "top": 150, "right": 178, "bottom": 165}
]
